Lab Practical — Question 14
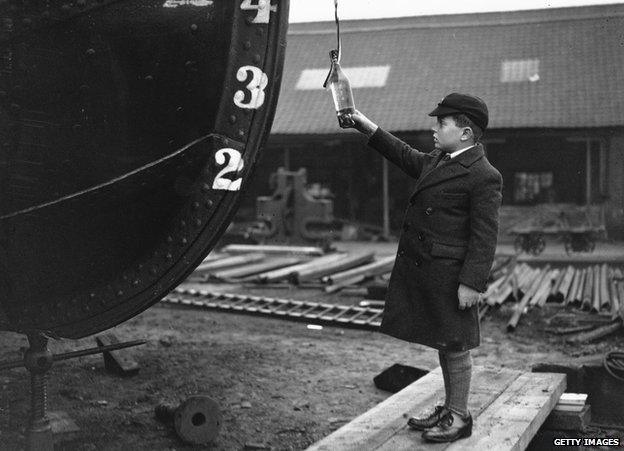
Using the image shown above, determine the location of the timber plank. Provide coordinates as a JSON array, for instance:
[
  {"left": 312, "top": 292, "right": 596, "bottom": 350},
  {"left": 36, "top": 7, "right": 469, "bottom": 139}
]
[
  {"left": 306, "top": 367, "right": 445, "bottom": 451},
  {"left": 446, "top": 372, "right": 566, "bottom": 451},
  {"left": 376, "top": 367, "right": 521, "bottom": 451},
  {"left": 306, "top": 367, "right": 520, "bottom": 451}
]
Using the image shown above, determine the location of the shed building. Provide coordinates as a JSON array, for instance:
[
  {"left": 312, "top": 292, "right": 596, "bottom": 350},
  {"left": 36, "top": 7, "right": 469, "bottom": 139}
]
[{"left": 240, "top": 3, "right": 624, "bottom": 240}]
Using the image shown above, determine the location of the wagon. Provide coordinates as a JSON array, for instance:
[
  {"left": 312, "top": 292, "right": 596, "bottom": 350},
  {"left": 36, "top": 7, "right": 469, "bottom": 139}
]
[{"left": 510, "top": 209, "right": 606, "bottom": 255}]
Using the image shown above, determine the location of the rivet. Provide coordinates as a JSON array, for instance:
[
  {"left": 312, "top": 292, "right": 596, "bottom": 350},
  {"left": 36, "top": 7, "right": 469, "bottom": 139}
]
[
  {"left": 122, "top": 274, "right": 129, "bottom": 281},
  {"left": 137, "top": 263, "right": 144, "bottom": 270},
  {"left": 190, "top": 23, "right": 198, "bottom": 32},
  {"left": 165, "top": 253, "right": 173, "bottom": 260},
  {"left": 180, "top": 237, "right": 188, "bottom": 245},
  {"left": 192, "top": 201, "right": 200, "bottom": 210},
  {"left": 150, "top": 267, "right": 158, "bottom": 275},
  {"left": 205, "top": 199, "right": 214, "bottom": 208},
  {"left": 144, "top": 75, "right": 154, "bottom": 82},
  {"left": 253, "top": 54, "right": 261, "bottom": 64},
  {"left": 117, "top": 290, "right": 124, "bottom": 297},
  {"left": 202, "top": 183, "right": 210, "bottom": 192},
  {"left": 243, "top": 41, "right": 251, "bottom": 50},
  {"left": 176, "top": 106, "right": 183, "bottom": 114},
  {"left": 195, "top": 219, "right": 202, "bottom": 227},
  {"left": 180, "top": 220, "right": 186, "bottom": 227},
  {"left": 238, "top": 129, "right": 245, "bottom": 137},
  {"left": 229, "top": 115, "right": 237, "bottom": 124},
  {"left": 132, "top": 279, "right": 139, "bottom": 286},
  {"left": 89, "top": 292, "right": 96, "bottom": 299},
  {"left": 85, "top": 48, "right": 96, "bottom": 56},
  {"left": 166, "top": 236, "right": 173, "bottom": 243}
]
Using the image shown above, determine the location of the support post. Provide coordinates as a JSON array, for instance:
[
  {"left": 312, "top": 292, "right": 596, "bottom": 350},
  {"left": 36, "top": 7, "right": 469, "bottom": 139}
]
[
  {"left": 24, "top": 333, "right": 54, "bottom": 451},
  {"left": 585, "top": 139, "right": 591, "bottom": 207},
  {"left": 382, "top": 158, "right": 389, "bottom": 240}
]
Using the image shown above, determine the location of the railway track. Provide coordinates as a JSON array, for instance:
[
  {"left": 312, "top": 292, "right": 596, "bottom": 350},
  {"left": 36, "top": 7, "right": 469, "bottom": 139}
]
[{"left": 162, "top": 288, "right": 383, "bottom": 330}]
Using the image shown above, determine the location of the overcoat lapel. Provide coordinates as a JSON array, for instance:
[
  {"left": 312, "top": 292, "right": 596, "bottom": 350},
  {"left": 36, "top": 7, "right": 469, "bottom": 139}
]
[{"left": 412, "top": 144, "right": 485, "bottom": 196}]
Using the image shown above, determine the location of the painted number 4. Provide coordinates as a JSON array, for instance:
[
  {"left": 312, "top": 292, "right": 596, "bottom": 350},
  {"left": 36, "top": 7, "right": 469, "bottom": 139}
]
[
  {"left": 212, "top": 148, "right": 244, "bottom": 191},
  {"left": 240, "top": 0, "right": 276, "bottom": 24}
]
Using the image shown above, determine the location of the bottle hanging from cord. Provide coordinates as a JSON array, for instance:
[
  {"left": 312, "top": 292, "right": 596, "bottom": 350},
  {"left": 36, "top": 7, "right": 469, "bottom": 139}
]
[{"left": 323, "top": 0, "right": 355, "bottom": 128}]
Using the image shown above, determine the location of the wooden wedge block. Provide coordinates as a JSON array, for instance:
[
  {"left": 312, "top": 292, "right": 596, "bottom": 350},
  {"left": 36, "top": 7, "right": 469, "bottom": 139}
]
[
  {"left": 95, "top": 333, "right": 140, "bottom": 376},
  {"left": 543, "top": 405, "right": 591, "bottom": 432}
]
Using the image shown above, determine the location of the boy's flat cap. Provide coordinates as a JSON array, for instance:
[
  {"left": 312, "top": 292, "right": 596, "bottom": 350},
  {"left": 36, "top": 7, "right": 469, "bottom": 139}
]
[{"left": 428, "top": 93, "right": 488, "bottom": 130}]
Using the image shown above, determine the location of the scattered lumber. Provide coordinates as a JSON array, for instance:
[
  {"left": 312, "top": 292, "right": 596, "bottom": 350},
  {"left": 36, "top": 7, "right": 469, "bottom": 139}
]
[
  {"left": 292, "top": 252, "right": 375, "bottom": 284},
  {"left": 220, "top": 244, "right": 325, "bottom": 255},
  {"left": 565, "top": 319, "right": 623, "bottom": 344},
  {"left": 194, "top": 253, "right": 265, "bottom": 273}
]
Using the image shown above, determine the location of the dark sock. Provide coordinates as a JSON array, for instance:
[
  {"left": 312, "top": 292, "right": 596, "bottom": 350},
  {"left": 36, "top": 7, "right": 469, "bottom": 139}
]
[
  {"left": 438, "top": 350, "right": 450, "bottom": 409},
  {"left": 439, "top": 350, "right": 472, "bottom": 417}
]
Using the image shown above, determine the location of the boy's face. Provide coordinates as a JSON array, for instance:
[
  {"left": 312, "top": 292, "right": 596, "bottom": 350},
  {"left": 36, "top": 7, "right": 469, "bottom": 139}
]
[{"left": 431, "top": 116, "right": 470, "bottom": 152}]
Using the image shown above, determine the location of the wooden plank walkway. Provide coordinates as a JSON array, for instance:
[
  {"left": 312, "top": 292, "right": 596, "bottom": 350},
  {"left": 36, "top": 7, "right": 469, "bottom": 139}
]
[{"left": 306, "top": 366, "right": 566, "bottom": 451}]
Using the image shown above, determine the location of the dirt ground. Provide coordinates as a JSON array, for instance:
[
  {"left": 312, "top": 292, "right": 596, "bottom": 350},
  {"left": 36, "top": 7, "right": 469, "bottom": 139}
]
[{"left": 1, "top": 280, "right": 624, "bottom": 450}]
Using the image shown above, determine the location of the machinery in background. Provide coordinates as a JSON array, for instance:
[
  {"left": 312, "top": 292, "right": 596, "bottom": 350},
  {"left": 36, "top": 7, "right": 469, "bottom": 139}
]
[{"left": 250, "top": 168, "right": 338, "bottom": 244}]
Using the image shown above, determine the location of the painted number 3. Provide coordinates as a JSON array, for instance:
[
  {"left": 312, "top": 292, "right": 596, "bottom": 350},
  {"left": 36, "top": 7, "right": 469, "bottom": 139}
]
[
  {"left": 234, "top": 65, "right": 268, "bottom": 109},
  {"left": 240, "top": 0, "right": 276, "bottom": 24},
  {"left": 212, "top": 148, "right": 244, "bottom": 191}
]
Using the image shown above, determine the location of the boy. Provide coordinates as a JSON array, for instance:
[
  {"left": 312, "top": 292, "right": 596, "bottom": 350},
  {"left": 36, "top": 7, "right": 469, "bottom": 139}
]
[{"left": 343, "top": 93, "right": 502, "bottom": 443}]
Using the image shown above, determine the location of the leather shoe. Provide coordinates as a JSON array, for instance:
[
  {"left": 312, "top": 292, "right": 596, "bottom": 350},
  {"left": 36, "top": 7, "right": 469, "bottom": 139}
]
[
  {"left": 407, "top": 405, "right": 449, "bottom": 430},
  {"left": 422, "top": 411, "right": 472, "bottom": 442}
]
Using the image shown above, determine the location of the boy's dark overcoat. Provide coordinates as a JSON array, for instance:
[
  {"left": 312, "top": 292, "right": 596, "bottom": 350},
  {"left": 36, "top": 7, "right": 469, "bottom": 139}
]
[{"left": 368, "top": 128, "right": 502, "bottom": 351}]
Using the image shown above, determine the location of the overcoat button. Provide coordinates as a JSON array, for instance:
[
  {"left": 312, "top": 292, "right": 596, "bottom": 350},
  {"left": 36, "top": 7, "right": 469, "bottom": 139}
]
[{"left": 425, "top": 207, "right": 433, "bottom": 215}]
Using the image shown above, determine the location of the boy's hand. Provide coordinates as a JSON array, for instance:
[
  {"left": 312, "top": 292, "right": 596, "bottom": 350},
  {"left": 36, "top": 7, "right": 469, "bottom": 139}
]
[
  {"left": 342, "top": 110, "right": 378, "bottom": 137},
  {"left": 458, "top": 283, "right": 480, "bottom": 310}
]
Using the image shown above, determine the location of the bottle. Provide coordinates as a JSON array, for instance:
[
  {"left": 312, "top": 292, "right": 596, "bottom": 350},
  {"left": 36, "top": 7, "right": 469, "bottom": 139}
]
[{"left": 324, "top": 49, "right": 355, "bottom": 128}]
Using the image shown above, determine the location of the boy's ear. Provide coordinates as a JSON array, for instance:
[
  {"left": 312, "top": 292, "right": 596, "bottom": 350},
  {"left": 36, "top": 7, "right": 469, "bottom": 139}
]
[{"left": 460, "top": 127, "right": 473, "bottom": 142}]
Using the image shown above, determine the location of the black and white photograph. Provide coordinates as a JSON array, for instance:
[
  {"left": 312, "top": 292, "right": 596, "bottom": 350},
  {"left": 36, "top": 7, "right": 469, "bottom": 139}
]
[{"left": 1, "top": 0, "right": 624, "bottom": 449}]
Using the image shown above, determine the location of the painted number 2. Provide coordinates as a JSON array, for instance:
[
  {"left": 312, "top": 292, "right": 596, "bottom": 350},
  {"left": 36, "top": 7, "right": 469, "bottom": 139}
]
[
  {"left": 234, "top": 66, "right": 268, "bottom": 109},
  {"left": 212, "top": 148, "right": 244, "bottom": 191},
  {"left": 240, "top": 0, "right": 276, "bottom": 24}
]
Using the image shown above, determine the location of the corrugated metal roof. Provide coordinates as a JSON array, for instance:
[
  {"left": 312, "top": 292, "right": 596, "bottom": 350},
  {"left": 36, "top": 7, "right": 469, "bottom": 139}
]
[{"left": 271, "top": 4, "right": 624, "bottom": 134}]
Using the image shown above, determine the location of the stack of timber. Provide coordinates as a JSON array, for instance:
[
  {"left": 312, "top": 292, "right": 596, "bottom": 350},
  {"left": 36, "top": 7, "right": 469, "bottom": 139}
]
[
  {"left": 189, "top": 244, "right": 393, "bottom": 290},
  {"left": 482, "top": 258, "right": 624, "bottom": 336}
]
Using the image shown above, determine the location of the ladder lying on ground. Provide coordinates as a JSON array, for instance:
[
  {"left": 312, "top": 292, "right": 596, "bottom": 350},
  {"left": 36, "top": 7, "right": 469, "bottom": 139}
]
[
  {"left": 163, "top": 288, "right": 383, "bottom": 329},
  {"left": 307, "top": 366, "right": 566, "bottom": 451}
]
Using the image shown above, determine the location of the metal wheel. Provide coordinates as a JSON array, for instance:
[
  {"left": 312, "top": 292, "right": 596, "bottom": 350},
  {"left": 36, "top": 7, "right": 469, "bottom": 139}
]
[
  {"left": 514, "top": 235, "right": 527, "bottom": 254},
  {"left": 529, "top": 233, "right": 546, "bottom": 255}
]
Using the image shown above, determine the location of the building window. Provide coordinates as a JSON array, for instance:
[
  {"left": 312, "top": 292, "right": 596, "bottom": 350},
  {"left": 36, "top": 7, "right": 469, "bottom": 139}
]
[
  {"left": 501, "top": 59, "right": 540, "bottom": 83},
  {"left": 514, "top": 172, "right": 554, "bottom": 204},
  {"left": 295, "top": 65, "right": 391, "bottom": 90}
]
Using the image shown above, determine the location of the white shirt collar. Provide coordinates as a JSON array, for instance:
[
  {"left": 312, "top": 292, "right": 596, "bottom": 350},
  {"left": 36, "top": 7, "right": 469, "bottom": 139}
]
[{"left": 448, "top": 145, "right": 475, "bottom": 159}]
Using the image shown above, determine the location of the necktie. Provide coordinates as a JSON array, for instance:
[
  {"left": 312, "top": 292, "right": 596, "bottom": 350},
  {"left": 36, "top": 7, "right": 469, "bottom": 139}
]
[{"left": 436, "top": 153, "right": 451, "bottom": 167}]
